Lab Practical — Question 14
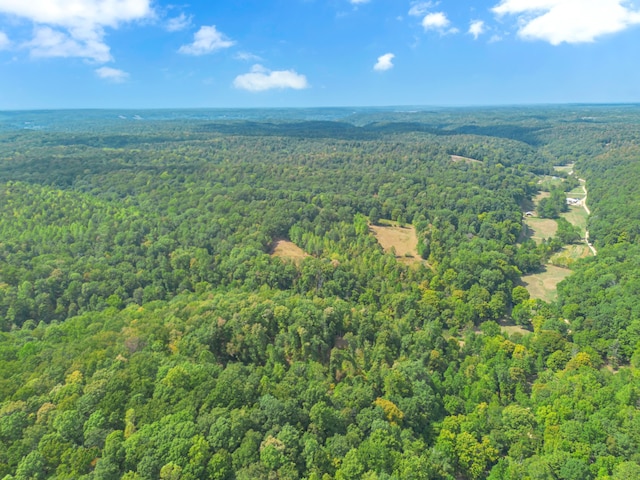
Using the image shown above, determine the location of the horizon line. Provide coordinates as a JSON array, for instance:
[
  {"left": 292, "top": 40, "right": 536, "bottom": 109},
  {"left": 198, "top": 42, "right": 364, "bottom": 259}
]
[{"left": 2, "top": 102, "right": 640, "bottom": 113}]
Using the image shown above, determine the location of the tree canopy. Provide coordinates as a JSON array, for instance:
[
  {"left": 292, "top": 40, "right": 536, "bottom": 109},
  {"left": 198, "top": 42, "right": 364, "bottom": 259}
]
[{"left": 0, "top": 106, "right": 639, "bottom": 479}]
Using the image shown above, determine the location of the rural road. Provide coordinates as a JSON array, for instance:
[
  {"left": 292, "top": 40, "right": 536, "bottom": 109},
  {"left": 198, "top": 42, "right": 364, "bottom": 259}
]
[
  {"left": 579, "top": 179, "right": 591, "bottom": 215},
  {"left": 579, "top": 178, "right": 597, "bottom": 255}
]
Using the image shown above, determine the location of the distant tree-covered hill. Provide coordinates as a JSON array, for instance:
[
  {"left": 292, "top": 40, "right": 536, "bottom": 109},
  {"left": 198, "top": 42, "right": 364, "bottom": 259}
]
[{"left": 0, "top": 107, "right": 639, "bottom": 479}]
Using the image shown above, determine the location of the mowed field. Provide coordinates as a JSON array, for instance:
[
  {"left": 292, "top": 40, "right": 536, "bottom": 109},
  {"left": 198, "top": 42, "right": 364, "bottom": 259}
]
[
  {"left": 370, "top": 223, "right": 421, "bottom": 264},
  {"left": 521, "top": 265, "right": 572, "bottom": 302},
  {"left": 561, "top": 205, "right": 589, "bottom": 237},
  {"left": 567, "top": 185, "right": 587, "bottom": 199},
  {"left": 537, "top": 176, "right": 564, "bottom": 190},
  {"left": 523, "top": 217, "right": 558, "bottom": 244},
  {"left": 270, "top": 239, "right": 309, "bottom": 263},
  {"left": 519, "top": 168, "right": 592, "bottom": 302}
]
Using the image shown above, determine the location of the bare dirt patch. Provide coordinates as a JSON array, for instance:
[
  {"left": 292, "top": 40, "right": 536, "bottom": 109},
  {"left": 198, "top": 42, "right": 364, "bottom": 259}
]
[
  {"left": 451, "top": 155, "right": 482, "bottom": 165},
  {"left": 521, "top": 265, "right": 572, "bottom": 303},
  {"left": 370, "top": 223, "right": 421, "bottom": 264},
  {"left": 270, "top": 239, "right": 309, "bottom": 263}
]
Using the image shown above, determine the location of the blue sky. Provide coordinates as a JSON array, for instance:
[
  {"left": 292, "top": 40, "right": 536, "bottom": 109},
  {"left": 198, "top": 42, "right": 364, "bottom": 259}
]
[{"left": 1, "top": 0, "right": 640, "bottom": 109}]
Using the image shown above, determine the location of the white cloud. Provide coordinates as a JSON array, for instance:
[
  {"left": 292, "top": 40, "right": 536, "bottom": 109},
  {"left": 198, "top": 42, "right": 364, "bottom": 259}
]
[
  {"left": 0, "top": 0, "right": 151, "bottom": 26},
  {"left": 422, "top": 12, "right": 451, "bottom": 31},
  {"left": 0, "top": 31, "right": 9, "bottom": 49},
  {"left": 0, "top": 0, "right": 153, "bottom": 62},
  {"left": 409, "top": 2, "right": 434, "bottom": 17},
  {"left": 166, "top": 13, "right": 191, "bottom": 32},
  {"left": 95, "top": 66, "right": 129, "bottom": 82},
  {"left": 235, "top": 51, "right": 263, "bottom": 62},
  {"left": 350, "top": 0, "right": 370, "bottom": 4},
  {"left": 374, "top": 53, "right": 395, "bottom": 71},
  {"left": 469, "top": 20, "right": 486, "bottom": 39},
  {"left": 493, "top": 0, "right": 640, "bottom": 45},
  {"left": 234, "top": 64, "right": 309, "bottom": 92},
  {"left": 26, "top": 26, "right": 112, "bottom": 62},
  {"left": 178, "top": 25, "right": 235, "bottom": 55}
]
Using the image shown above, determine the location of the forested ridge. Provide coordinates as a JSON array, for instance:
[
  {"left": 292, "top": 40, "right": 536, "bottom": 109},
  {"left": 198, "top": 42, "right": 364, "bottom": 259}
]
[{"left": 0, "top": 107, "right": 639, "bottom": 480}]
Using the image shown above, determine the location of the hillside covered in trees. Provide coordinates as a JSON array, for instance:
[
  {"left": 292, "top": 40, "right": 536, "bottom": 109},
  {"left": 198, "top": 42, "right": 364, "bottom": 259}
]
[{"left": 0, "top": 106, "right": 639, "bottom": 480}]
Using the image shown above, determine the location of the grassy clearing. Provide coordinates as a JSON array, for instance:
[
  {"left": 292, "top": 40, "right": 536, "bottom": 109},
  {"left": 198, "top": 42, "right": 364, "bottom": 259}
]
[
  {"left": 553, "top": 163, "right": 574, "bottom": 173},
  {"left": 451, "top": 155, "right": 482, "bottom": 165},
  {"left": 533, "top": 191, "right": 551, "bottom": 204},
  {"left": 519, "top": 192, "right": 555, "bottom": 244},
  {"left": 270, "top": 239, "right": 309, "bottom": 263},
  {"left": 567, "top": 186, "right": 586, "bottom": 198},
  {"left": 492, "top": 318, "right": 532, "bottom": 337},
  {"left": 538, "top": 176, "right": 564, "bottom": 189},
  {"left": 550, "top": 244, "right": 592, "bottom": 267},
  {"left": 501, "top": 324, "right": 532, "bottom": 337},
  {"left": 517, "top": 167, "right": 591, "bottom": 301},
  {"left": 561, "top": 205, "right": 589, "bottom": 236},
  {"left": 523, "top": 217, "right": 558, "bottom": 244},
  {"left": 521, "top": 265, "right": 572, "bottom": 302},
  {"left": 469, "top": 319, "right": 531, "bottom": 339},
  {"left": 370, "top": 223, "right": 422, "bottom": 264}
]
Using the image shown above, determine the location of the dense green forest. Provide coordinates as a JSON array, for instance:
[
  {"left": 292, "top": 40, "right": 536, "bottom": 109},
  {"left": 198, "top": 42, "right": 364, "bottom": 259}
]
[{"left": 0, "top": 107, "right": 639, "bottom": 480}]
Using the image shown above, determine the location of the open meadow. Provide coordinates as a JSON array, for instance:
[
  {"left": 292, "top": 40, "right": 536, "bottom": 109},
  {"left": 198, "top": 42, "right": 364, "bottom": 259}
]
[
  {"left": 549, "top": 244, "right": 593, "bottom": 267},
  {"left": 522, "top": 217, "right": 558, "bottom": 244},
  {"left": 370, "top": 222, "right": 422, "bottom": 264},
  {"left": 270, "top": 239, "right": 310, "bottom": 263},
  {"left": 450, "top": 154, "right": 482, "bottom": 165},
  {"left": 521, "top": 265, "right": 573, "bottom": 302},
  {"left": 553, "top": 163, "right": 574, "bottom": 173},
  {"left": 561, "top": 205, "right": 589, "bottom": 237}
]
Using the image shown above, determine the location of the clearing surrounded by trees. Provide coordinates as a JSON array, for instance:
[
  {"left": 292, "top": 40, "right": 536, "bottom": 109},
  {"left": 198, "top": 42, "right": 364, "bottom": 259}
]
[
  {"left": 270, "top": 239, "right": 309, "bottom": 263},
  {"left": 560, "top": 205, "right": 589, "bottom": 237},
  {"left": 553, "top": 163, "right": 575, "bottom": 174},
  {"left": 550, "top": 244, "right": 593, "bottom": 267},
  {"left": 450, "top": 154, "right": 482, "bottom": 164},
  {"left": 521, "top": 265, "right": 573, "bottom": 302},
  {"left": 370, "top": 223, "right": 421, "bottom": 263},
  {"left": 522, "top": 217, "right": 558, "bottom": 244},
  {"left": 521, "top": 172, "right": 594, "bottom": 300}
]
